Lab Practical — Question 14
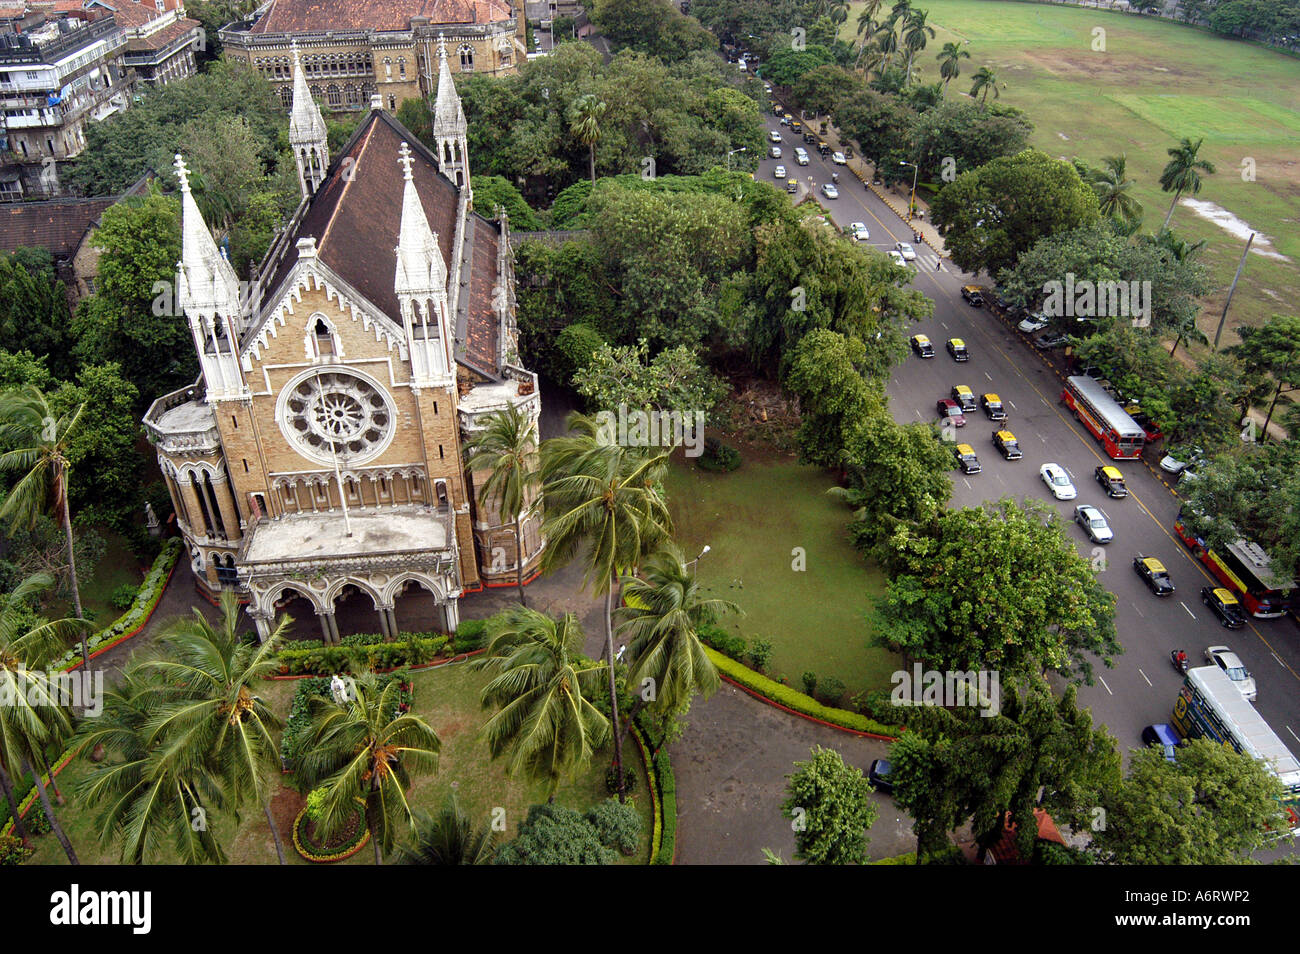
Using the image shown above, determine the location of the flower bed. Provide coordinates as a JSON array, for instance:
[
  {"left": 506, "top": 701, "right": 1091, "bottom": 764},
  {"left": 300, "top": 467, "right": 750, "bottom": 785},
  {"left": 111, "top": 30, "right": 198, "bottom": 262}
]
[
  {"left": 55, "top": 537, "right": 182, "bottom": 672},
  {"left": 279, "top": 674, "right": 413, "bottom": 768},
  {"left": 291, "top": 806, "right": 370, "bottom": 863}
]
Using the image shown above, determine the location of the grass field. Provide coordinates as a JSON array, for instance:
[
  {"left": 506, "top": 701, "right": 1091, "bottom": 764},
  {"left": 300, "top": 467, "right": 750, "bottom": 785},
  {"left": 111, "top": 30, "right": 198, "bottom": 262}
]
[
  {"left": 24, "top": 663, "right": 652, "bottom": 865},
  {"left": 841, "top": 0, "right": 1300, "bottom": 340},
  {"left": 664, "top": 449, "right": 900, "bottom": 694}
]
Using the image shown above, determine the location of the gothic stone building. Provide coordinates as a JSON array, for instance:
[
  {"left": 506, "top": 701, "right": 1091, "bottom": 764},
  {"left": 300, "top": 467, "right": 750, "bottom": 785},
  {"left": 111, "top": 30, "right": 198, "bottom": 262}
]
[
  {"left": 143, "top": 42, "right": 543, "bottom": 642},
  {"left": 220, "top": 0, "right": 525, "bottom": 115}
]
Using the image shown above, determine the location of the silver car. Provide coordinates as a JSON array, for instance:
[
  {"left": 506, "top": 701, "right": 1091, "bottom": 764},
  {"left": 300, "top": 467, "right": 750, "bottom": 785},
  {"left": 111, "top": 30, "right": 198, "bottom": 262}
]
[{"left": 1074, "top": 504, "right": 1113, "bottom": 544}]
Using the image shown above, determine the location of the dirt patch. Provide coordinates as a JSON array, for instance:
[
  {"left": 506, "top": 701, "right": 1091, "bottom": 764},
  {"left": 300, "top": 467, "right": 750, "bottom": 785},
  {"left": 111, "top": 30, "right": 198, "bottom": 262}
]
[{"left": 269, "top": 784, "right": 305, "bottom": 843}]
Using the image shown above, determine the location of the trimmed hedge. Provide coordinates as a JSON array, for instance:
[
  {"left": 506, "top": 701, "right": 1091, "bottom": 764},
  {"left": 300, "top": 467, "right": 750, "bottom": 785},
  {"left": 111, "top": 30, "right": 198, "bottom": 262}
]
[
  {"left": 635, "top": 713, "right": 677, "bottom": 866},
  {"left": 453, "top": 618, "right": 487, "bottom": 653},
  {"left": 52, "top": 537, "right": 182, "bottom": 671},
  {"left": 275, "top": 634, "right": 449, "bottom": 676},
  {"left": 705, "top": 647, "right": 901, "bottom": 738}
]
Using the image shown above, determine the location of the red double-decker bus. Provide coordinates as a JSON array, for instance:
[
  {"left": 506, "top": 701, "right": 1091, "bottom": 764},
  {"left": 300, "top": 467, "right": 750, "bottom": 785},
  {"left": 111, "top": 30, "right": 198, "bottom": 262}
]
[
  {"left": 1174, "top": 509, "right": 1296, "bottom": 618},
  {"left": 1060, "top": 375, "right": 1145, "bottom": 459}
]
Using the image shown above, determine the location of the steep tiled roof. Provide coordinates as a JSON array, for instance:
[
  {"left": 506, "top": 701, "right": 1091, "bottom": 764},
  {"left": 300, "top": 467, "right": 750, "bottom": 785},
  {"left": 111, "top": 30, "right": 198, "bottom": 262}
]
[
  {"left": 125, "top": 16, "right": 200, "bottom": 50},
  {"left": 250, "top": 0, "right": 512, "bottom": 34},
  {"left": 0, "top": 196, "right": 115, "bottom": 259}
]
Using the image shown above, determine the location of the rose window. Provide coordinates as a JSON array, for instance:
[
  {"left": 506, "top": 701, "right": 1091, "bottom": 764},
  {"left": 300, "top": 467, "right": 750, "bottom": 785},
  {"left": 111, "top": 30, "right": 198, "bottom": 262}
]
[{"left": 280, "top": 371, "right": 394, "bottom": 465}]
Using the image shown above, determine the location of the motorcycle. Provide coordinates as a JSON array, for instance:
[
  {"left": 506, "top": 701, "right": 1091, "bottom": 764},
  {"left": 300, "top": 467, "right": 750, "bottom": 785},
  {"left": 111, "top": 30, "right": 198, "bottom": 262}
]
[
  {"left": 1170, "top": 650, "right": 1188, "bottom": 675},
  {"left": 831, "top": 172, "right": 839, "bottom": 183}
]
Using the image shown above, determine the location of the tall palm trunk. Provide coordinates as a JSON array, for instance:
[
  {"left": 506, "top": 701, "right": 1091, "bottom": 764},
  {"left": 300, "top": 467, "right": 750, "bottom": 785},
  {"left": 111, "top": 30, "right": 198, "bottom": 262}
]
[
  {"left": 57, "top": 464, "right": 88, "bottom": 668},
  {"left": 514, "top": 516, "right": 526, "bottom": 607},
  {"left": 1262, "top": 368, "right": 1291, "bottom": 437},
  {"left": 1161, "top": 189, "right": 1182, "bottom": 231},
  {"left": 367, "top": 778, "right": 383, "bottom": 865},
  {"left": 25, "top": 757, "right": 76, "bottom": 864},
  {"left": 605, "top": 579, "right": 625, "bottom": 804},
  {"left": 262, "top": 800, "right": 286, "bottom": 865},
  {"left": 37, "top": 750, "right": 62, "bottom": 804},
  {"left": 0, "top": 763, "right": 30, "bottom": 844},
  {"left": 588, "top": 143, "right": 596, "bottom": 186}
]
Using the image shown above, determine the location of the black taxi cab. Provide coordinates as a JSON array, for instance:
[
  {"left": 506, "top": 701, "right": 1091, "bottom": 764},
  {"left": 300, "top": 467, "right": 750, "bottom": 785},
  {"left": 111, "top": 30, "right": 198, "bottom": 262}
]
[
  {"left": 1094, "top": 465, "right": 1128, "bottom": 498},
  {"left": 1134, "top": 556, "right": 1176, "bottom": 596},
  {"left": 946, "top": 338, "right": 969, "bottom": 362},
  {"left": 992, "top": 430, "right": 1022, "bottom": 459},
  {"left": 911, "top": 334, "right": 936, "bottom": 358},
  {"left": 951, "top": 384, "right": 976, "bottom": 412},
  {"left": 981, "top": 393, "right": 1006, "bottom": 420},
  {"left": 953, "top": 443, "right": 981, "bottom": 474}
]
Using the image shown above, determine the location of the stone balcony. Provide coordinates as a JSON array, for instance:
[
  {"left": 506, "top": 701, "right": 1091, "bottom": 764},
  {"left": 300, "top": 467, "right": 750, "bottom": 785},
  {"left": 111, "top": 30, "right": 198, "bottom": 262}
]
[{"left": 143, "top": 381, "right": 220, "bottom": 456}]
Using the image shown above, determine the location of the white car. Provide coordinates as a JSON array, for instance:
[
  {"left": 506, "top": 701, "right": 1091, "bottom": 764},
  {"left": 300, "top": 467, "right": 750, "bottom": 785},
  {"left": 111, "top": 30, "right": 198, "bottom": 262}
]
[
  {"left": 831, "top": 151, "right": 847, "bottom": 165},
  {"left": 1205, "top": 646, "right": 1257, "bottom": 702},
  {"left": 1159, "top": 448, "right": 1203, "bottom": 475},
  {"left": 821, "top": 183, "right": 839, "bottom": 199},
  {"left": 1039, "top": 463, "right": 1077, "bottom": 500},
  {"left": 1074, "top": 504, "right": 1113, "bottom": 544},
  {"left": 774, "top": 165, "right": 787, "bottom": 179},
  {"left": 888, "top": 250, "right": 907, "bottom": 267},
  {"left": 769, "top": 145, "right": 782, "bottom": 159},
  {"left": 849, "top": 222, "right": 869, "bottom": 242},
  {"left": 1018, "top": 312, "right": 1049, "bottom": 333},
  {"left": 769, "top": 129, "right": 782, "bottom": 143},
  {"left": 895, "top": 242, "right": 917, "bottom": 261}
]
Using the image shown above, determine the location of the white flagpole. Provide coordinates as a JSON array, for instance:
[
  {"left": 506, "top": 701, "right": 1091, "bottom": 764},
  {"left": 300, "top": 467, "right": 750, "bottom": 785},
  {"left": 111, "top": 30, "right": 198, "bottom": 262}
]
[{"left": 314, "top": 370, "right": 353, "bottom": 537}]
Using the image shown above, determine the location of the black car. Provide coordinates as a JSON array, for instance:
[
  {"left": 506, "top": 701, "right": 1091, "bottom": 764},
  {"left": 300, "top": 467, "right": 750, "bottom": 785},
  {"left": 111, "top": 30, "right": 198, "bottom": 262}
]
[
  {"left": 1133, "top": 556, "right": 1176, "bottom": 596},
  {"left": 960, "top": 285, "right": 984, "bottom": 306},
  {"left": 1201, "top": 586, "right": 1247, "bottom": 629},
  {"left": 803, "top": 131, "right": 817, "bottom": 144},
  {"left": 1094, "top": 465, "right": 1128, "bottom": 498},
  {"left": 992, "top": 429, "right": 1022, "bottom": 460},
  {"left": 868, "top": 759, "right": 895, "bottom": 794}
]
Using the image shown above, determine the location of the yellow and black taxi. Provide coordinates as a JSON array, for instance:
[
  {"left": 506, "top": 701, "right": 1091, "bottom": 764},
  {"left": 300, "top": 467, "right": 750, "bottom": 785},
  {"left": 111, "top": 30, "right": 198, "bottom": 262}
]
[
  {"left": 960, "top": 285, "right": 984, "bottom": 307},
  {"left": 981, "top": 393, "right": 1006, "bottom": 421},
  {"left": 791, "top": 119, "right": 803, "bottom": 133},
  {"left": 781, "top": 112, "right": 794, "bottom": 125},
  {"left": 910, "top": 334, "right": 936, "bottom": 358},
  {"left": 953, "top": 443, "right": 981, "bottom": 474},
  {"left": 992, "top": 429, "right": 1022, "bottom": 459},
  {"left": 1094, "top": 465, "right": 1128, "bottom": 498},
  {"left": 1133, "top": 556, "right": 1176, "bottom": 596},
  {"left": 951, "top": 384, "right": 976, "bottom": 412},
  {"left": 1201, "top": 586, "right": 1247, "bottom": 629},
  {"left": 946, "top": 338, "right": 969, "bottom": 362}
]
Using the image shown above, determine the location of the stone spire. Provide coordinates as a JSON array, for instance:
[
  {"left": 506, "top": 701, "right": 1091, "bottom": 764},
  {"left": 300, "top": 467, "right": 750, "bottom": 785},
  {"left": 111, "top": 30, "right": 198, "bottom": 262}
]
[
  {"left": 289, "top": 43, "right": 329, "bottom": 198},
  {"left": 394, "top": 142, "right": 453, "bottom": 387},
  {"left": 431, "top": 33, "right": 469, "bottom": 187}
]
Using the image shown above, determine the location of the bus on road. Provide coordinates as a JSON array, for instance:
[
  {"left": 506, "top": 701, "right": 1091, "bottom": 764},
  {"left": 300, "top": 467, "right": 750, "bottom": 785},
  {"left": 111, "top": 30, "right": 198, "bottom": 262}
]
[
  {"left": 1171, "top": 666, "right": 1300, "bottom": 835},
  {"left": 1060, "top": 375, "right": 1146, "bottom": 459},
  {"left": 1174, "top": 508, "right": 1296, "bottom": 618}
]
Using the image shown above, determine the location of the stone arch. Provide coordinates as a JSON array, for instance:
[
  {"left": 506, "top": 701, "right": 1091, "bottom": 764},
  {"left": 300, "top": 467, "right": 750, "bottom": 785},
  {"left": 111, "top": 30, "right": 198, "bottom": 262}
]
[
  {"left": 260, "top": 580, "right": 327, "bottom": 616},
  {"left": 324, "top": 575, "right": 384, "bottom": 611},
  {"left": 380, "top": 572, "right": 447, "bottom": 607}
]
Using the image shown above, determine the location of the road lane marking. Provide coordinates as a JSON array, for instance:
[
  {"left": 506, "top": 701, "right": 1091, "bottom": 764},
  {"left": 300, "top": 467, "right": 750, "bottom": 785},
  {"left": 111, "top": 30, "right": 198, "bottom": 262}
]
[
  {"left": 1138, "top": 668, "right": 1151, "bottom": 687},
  {"left": 963, "top": 478, "right": 971, "bottom": 490},
  {"left": 1098, "top": 676, "right": 1113, "bottom": 695},
  {"left": 913, "top": 408, "right": 921, "bottom": 419},
  {"left": 984, "top": 371, "right": 992, "bottom": 381},
  {"left": 1008, "top": 401, "right": 1016, "bottom": 410},
  {"left": 940, "top": 321, "right": 948, "bottom": 329},
  {"left": 1181, "top": 601, "right": 1196, "bottom": 620},
  {"left": 1132, "top": 602, "right": 1144, "bottom": 618},
  {"left": 1274, "top": 652, "right": 1285, "bottom": 667},
  {"left": 995, "top": 472, "right": 1005, "bottom": 485}
]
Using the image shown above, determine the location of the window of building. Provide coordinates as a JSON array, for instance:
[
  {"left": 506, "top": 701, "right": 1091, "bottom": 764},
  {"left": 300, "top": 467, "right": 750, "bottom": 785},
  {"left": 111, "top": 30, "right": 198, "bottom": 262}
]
[
  {"left": 388, "top": 94, "right": 396, "bottom": 110},
  {"left": 313, "top": 317, "right": 334, "bottom": 356},
  {"left": 398, "top": 58, "right": 406, "bottom": 79},
  {"left": 459, "top": 45, "right": 474, "bottom": 70},
  {"left": 326, "top": 85, "right": 341, "bottom": 107}
]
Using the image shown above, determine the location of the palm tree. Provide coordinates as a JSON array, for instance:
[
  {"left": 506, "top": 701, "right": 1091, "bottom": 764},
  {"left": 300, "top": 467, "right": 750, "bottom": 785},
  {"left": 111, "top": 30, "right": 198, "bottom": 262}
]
[
  {"left": 1090, "top": 154, "right": 1143, "bottom": 227},
  {"left": 936, "top": 41, "right": 970, "bottom": 94},
  {"left": 464, "top": 405, "right": 540, "bottom": 607},
  {"left": 570, "top": 95, "right": 607, "bottom": 187},
  {"left": 1168, "top": 310, "right": 1209, "bottom": 358},
  {"left": 873, "top": 21, "right": 900, "bottom": 70},
  {"left": 138, "top": 592, "right": 293, "bottom": 863},
  {"left": 616, "top": 543, "right": 738, "bottom": 719},
  {"left": 901, "top": 10, "right": 936, "bottom": 84},
  {"left": 296, "top": 672, "right": 441, "bottom": 865},
  {"left": 76, "top": 669, "right": 229, "bottom": 864},
  {"left": 969, "top": 66, "right": 1002, "bottom": 106},
  {"left": 854, "top": 0, "right": 885, "bottom": 69},
  {"left": 471, "top": 606, "right": 610, "bottom": 802},
  {"left": 0, "top": 386, "right": 89, "bottom": 665},
  {"left": 0, "top": 573, "right": 88, "bottom": 863},
  {"left": 539, "top": 411, "right": 672, "bottom": 802},
  {"left": 1159, "top": 136, "right": 1216, "bottom": 231},
  {"left": 396, "top": 792, "right": 495, "bottom": 864}
]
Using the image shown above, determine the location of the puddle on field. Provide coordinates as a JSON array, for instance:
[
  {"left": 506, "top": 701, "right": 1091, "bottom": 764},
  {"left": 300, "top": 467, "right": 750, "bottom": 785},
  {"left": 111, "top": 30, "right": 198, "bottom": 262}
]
[{"left": 1180, "top": 198, "right": 1290, "bottom": 261}]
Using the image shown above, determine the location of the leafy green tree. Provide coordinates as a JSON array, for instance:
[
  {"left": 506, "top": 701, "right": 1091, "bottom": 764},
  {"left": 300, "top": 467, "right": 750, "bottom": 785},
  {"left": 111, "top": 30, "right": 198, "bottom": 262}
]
[
  {"left": 792, "top": 64, "right": 864, "bottom": 116},
  {"left": 781, "top": 745, "right": 878, "bottom": 865},
  {"left": 1091, "top": 738, "right": 1287, "bottom": 864},
  {"left": 590, "top": 0, "right": 716, "bottom": 61},
  {"left": 1226, "top": 314, "right": 1300, "bottom": 436},
  {"left": 50, "top": 363, "right": 140, "bottom": 524},
  {"left": 471, "top": 607, "right": 610, "bottom": 802},
  {"left": 1179, "top": 442, "right": 1299, "bottom": 570},
  {"left": 908, "top": 100, "right": 1033, "bottom": 185},
  {"left": 930, "top": 150, "right": 1101, "bottom": 278},
  {"left": 886, "top": 728, "right": 966, "bottom": 860},
  {"left": 396, "top": 793, "right": 495, "bottom": 865},
  {"left": 1159, "top": 136, "right": 1216, "bottom": 231},
  {"left": 871, "top": 499, "right": 1120, "bottom": 682},
  {"left": 465, "top": 405, "right": 541, "bottom": 606},
  {"left": 469, "top": 175, "right": 542, "bottom": 230},
  {"left": 833, "top": 89, "right": 916, "bottom": 177},
  {"left": 296, "top": 673, "right": 441, "bottom": 865},
  {"left": 785, "top": 330, "right": 887, "bottom": 468},
  {"left": 0, "top": 252, "right": 74, "bottom": 379},
  {"left": 575, "top": 340, "right": 728, "bottom": 421},
  {"left": 493, "top": 800, "right": 640, "bottom": 864},
  {"left": 761, "top": 45, "right": 838, "bottom": 87},
  {"left": 570, "top": 94, "right": 608, "bottom": 186}
]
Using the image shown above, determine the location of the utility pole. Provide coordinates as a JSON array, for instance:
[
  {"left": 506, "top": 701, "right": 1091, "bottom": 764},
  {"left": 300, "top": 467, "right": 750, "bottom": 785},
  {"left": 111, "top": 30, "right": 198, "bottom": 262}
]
[{"left": 1213, "top": 232, "right": 1254, "bottom": 351}]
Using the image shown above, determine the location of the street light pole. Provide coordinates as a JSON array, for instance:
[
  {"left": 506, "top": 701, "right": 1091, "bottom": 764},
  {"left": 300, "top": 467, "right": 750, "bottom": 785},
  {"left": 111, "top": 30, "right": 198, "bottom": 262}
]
[
  {"left": 727, "top": 147, "right": 746, "bottom": 172},
  {"left": 687, "top": 544, "right": 711, "bottom": 575},
  {"left": 900, "top": 160, "right": 919, "bottom": 224}
]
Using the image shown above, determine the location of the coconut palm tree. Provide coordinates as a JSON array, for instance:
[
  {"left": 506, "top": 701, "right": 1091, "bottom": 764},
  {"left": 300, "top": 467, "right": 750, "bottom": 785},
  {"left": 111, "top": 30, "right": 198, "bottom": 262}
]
[
  {"left": 1168, "top": 310, "right": 1209, "bottom": 358},
  {"left": 0, "top": 573, "right": 88, "bottom": 863},
  {"left": 0, "top": 386, "right": 89, "bottom": 665},
  {"left": 854, "top": 0, "right": 885, "bottom": 69},
  {"left": 873, "top": 21, "right": 900, "bottom": 70},
  {"left": 936, "top": 41, "right": 970, "bottom": 94},
  {"left": 969, "top": 66, "right": 1003, "bottom": 106},
  {"left": 138, "top": 592, "right": 293, "bottom": 863},
  {"left": 1090, "top": 154, "right": 1143, "bottom": 227},
  {"left": 396, "top": 792, "right": 495, "bottom": 864},
  {"left": 464, "top": 405, "right": 540, "bottom": 607},
  {"left": 539, "top": 411, "right": 672, "bottom": 802},
  {"left": 901, "top": 9, "right": 936, "bottom": 84},
  {"left": 570, "top": 94, "right": 607, "bottom": 187},
  {"left": 616, "top": 543, "right": 738, "bottom": 718},
  {"left": 1159, "top": 136, "right": 1216, "bottom": 231},
  {"left": 296, "top": 672, "right": 440, "bottom": 865},
  {"left": 76, "top": 668, "right": 229, "bottom": 864},
  {"left": 471, "top": 606, "right": 610, "bottom": 802}
]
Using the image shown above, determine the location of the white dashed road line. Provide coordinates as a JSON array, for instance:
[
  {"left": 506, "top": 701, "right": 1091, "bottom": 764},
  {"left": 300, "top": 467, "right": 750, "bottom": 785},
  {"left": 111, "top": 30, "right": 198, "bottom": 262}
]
[
  {"left": 1181, "top": 601, "right": 1196, "bottom": 620},
  {"left": 1099, "top": 676, "right": 1113, "bottom": 696},
  {"left": 1132, "top": 602, "right": 1144, "bottom": 618},
  {"left": 1138, "top": 668, "right": 1152, "bottom": 687},
  {"left": 1289, "top": 726, "right": 1300, "bottom": 746}
]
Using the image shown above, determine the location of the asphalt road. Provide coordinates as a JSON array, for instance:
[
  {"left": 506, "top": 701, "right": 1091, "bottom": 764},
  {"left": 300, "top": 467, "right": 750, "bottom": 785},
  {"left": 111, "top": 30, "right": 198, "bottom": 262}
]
[{"left": 759, "top": 112, "right": 1300, "bottom": 775}]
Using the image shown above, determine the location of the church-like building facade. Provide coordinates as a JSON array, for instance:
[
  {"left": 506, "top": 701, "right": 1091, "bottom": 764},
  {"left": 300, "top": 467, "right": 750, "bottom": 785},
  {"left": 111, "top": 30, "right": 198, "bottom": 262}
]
[{"left": 143, "top": 39, "right": 543, "bottom": 642}]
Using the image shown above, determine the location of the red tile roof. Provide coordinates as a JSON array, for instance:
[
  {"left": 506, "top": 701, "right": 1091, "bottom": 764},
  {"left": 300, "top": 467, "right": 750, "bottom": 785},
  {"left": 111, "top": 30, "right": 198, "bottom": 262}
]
[
  {"left": 985, "top": 809, "right": 1067, "bottom": 865},
  {"left": 0, "top": 197, "right": 116, "bottom": 259},
  {"left": 125, "top": 14, "right": 199, "bottom": 50},
  {"left": 250, "top": 0, "right": 513, "bottom": 34}
]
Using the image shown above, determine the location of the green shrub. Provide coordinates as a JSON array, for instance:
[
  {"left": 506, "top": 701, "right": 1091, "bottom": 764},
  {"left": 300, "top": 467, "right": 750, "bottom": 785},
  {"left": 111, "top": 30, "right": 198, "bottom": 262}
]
[
  {"left": 0, "top": 831, "right": 31, "bottom": 865},
  {"left": 746, "top": 638, "right": 774, "bottom": 672},
  {"left": 585, "top": 798, "right": 643, "bottom": 856},
  {"left": 697, "top": 623, "right": 746, "bottom": 660},
  {"left": 815, "top": 676, "right": 847, "bottom": 707},
  {"left": 454, "top": 618, "right": 487, "bottom": 653},
  {"left": 705, "top": 647, "right": 901, "bottom": 737},
  {"left": 109, "top": 583, "right": 138, "bottom": 610},
  {"left": 604, "top": 766, "right": 637, "bottom": 796},
  {"left": 275, "top": 636, "right": 448, "bottom": 676},
  {"left": 870, "top": 852, "right": 918, "bottom": 865},
  {"left": 24, "top": 807, "right": 50, "bottom": 835},
  {"left": 653, "top": 751, "right": 676, "bottom": 865},
  {"left": 305, "top": 787, "right": 330, "bottom": 822},
  {"left": 555, "top": 322, "right": 607, "bottom": 379},
  {"left": 696, "top": 437, "right": 742, "bottom": 473},
  {"left": 801, "top": 671, "right": 818, "bottom": 696}
]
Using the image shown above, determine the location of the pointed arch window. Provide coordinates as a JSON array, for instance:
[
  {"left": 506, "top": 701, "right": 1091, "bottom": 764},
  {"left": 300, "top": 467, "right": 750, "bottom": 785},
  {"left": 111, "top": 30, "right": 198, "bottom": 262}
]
[
  {"left": 459, "top": 45, "right": 474, "bottom": 71},
  {"left": 326, "top": 85, "right": 341, "bottom": 107},
  {"left": 312, "top": 316, "right": 336, "bottom": 357}
]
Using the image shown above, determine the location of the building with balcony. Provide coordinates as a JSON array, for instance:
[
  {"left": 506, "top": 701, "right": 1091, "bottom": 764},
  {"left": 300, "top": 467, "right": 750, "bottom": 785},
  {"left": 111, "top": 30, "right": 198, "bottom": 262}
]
[
  {"left": 220, "top": 0, "right": 525, "bottom": 116},
  {"left": 144, "top": 46, "right": 544, "bottom": 642}
]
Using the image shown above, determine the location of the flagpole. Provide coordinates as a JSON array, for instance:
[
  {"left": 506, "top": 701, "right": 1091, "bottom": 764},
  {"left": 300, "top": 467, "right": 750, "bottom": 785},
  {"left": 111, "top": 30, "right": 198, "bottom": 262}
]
[{"left": 314, "top": 370, "right": 353, "bottom": 537}]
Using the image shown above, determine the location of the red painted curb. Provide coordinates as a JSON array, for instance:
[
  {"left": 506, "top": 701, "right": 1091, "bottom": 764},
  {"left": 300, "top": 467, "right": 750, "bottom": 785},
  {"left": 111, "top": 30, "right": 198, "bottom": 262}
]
[
  {"left": 459, "top": 568, "right": 543, "bottom": 595},
  {"left": 717, "top": 672, "right": 900, "bottom": 742},
  {"left": 65, "top": 558, "right": 179, "bottom": 672}
]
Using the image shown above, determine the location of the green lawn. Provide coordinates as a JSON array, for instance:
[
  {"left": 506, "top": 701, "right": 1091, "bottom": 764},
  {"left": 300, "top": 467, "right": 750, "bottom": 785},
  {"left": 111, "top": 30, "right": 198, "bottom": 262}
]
[
  {"left": 23, "top": 663, "right": 652, "bottom": 865},
  {"left": 841, "top": 0, "right": 1300, "bottom": 339},
  {"left": 47, "top": 529, "right": 145, "bottom": 626},
  {"left": 664, "top": 449, "right": 899, "bottom": 695}
]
